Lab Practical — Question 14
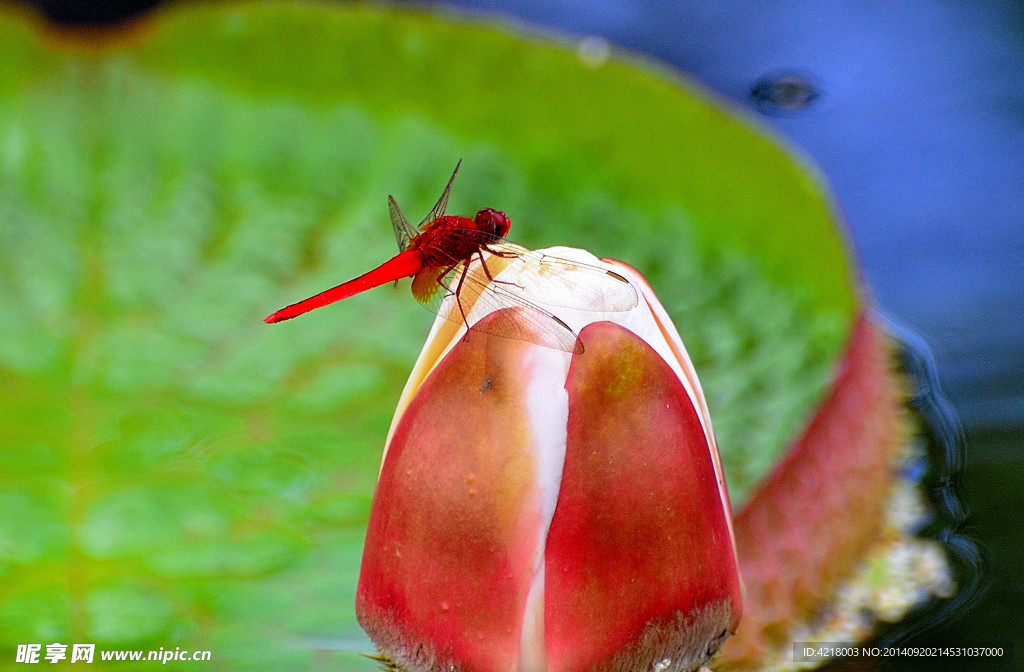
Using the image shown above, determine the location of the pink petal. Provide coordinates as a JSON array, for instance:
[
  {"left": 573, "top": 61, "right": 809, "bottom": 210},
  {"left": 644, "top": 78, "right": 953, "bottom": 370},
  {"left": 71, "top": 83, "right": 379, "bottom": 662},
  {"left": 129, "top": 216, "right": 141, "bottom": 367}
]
[
  {"left": 357, "top": 311, "right": 568, "bottom": 672},
  {"left": 545, "top": 321, "right": 742, "bottom": 672}
]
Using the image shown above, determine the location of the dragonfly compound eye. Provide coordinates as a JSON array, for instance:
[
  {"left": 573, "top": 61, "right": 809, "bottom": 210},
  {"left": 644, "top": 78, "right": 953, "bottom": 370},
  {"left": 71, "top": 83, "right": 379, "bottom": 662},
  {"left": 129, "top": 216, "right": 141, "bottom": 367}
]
[{"left": 475, "top": 208, "right": 511, "bottom": 240}]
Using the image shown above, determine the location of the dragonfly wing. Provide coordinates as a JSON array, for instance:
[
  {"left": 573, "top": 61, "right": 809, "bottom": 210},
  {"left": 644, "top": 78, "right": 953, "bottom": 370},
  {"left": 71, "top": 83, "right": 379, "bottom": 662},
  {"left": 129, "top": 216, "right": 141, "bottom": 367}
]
[
  {"left": 418, "top": 159, "right": 462, "bottom": 229},
  {"left": 410, "top": 264, "right": 450, "bottom": 305},
  {"left": 389, "top": 196, "right": 417, "bottom": 252},
  {"left": 417, "top": 256, "right": 583, "bottom": 354},
  {"left": 487, "top": 244, "right": 639, "bottom": 312},
  {"left": 467, "top": 302, "right": 583, "bottom": 354}
]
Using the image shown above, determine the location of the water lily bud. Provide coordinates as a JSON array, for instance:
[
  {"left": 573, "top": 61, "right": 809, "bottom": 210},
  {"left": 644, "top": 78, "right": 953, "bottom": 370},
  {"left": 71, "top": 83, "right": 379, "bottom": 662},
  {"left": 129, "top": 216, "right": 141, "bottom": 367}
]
[{"left": 356, "top": 248, "right": 742, "bottom": 672}]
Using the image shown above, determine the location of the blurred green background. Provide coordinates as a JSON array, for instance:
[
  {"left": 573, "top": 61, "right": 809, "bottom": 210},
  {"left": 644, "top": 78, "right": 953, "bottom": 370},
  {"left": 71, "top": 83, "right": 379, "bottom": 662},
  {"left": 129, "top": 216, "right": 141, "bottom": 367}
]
[{"left": 0, "top": 3, "right": 856, "bottom": 669}]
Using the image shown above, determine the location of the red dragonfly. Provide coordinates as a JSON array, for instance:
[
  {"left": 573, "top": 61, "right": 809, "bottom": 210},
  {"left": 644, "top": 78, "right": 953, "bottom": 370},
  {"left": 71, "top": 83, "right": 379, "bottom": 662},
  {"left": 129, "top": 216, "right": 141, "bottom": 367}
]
[{"left": 265, "top": 161, "right": 638, "bottom": 353}]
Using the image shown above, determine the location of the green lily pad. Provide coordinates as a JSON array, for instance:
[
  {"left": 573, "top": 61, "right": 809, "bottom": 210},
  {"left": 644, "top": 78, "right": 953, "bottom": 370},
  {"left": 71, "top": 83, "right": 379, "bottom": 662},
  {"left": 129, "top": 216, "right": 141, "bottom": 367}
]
[{"left": 0, "top": 2, "right": 857, "bottom": 669}]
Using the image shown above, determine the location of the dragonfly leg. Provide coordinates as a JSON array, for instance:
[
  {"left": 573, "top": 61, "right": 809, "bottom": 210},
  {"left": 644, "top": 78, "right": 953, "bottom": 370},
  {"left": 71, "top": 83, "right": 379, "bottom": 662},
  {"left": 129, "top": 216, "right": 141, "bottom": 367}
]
[
  {"left": 484, "top": 244, "right": 521, "bottom": 259},
  {"left": 433, "top": 265, "right": 459, "bottom": 301},
  {"left": 476, "top": 249, "right": 525, "bottom": 291},
  {"left": 452, "top": 266, "right": 475, "bottom": 332},
  {"left": 435, "top": 263, "right": 473, "bottom": 331}
]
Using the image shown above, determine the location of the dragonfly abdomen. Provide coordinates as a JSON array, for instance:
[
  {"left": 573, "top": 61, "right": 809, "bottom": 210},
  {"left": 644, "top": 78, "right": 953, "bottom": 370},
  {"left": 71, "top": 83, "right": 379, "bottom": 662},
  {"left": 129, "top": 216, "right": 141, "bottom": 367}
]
[{"left": 265, "top": 250, "right": 424, "bottom": 323}]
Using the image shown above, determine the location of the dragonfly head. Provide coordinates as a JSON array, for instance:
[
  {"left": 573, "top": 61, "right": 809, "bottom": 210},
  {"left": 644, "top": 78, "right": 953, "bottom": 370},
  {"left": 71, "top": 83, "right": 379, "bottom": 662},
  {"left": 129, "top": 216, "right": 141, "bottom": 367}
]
[{"left": 474, "top": 208, "right": 511, "bottom": 242}]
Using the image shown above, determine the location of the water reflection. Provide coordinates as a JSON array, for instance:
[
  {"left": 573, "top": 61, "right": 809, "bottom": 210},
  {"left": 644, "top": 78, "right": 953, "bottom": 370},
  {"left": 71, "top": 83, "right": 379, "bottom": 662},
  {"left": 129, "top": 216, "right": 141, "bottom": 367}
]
[
  {"left": 864, "top": 316, "right": 984, "bottom": 652},
  {"left": 749, "top": 71, "right": 823, "bottom": 116}
]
